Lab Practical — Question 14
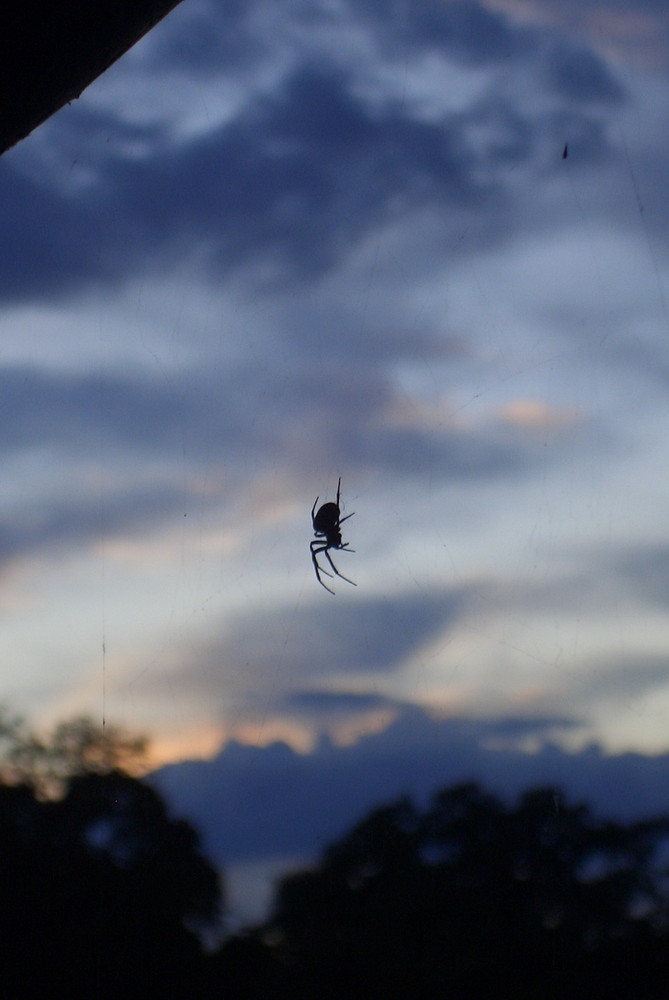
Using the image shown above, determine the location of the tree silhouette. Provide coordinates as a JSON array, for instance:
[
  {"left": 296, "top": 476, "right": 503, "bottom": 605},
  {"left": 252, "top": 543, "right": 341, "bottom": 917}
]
[
  {"left": 0, "top": 708, "right": 147, "bottom": 795},
  {"left": 252, "top": 783, "right": 669, "bottom": 999},
  {"left": 0, "top": 713, "right": 221, "bottom": 998}
]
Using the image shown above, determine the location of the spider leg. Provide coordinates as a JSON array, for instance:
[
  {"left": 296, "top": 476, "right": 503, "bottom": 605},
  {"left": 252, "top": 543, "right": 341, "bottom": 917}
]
[
  {"left": 311, "top": 541, "right": 335, "bottom": 594},
  {"left": 310, "top": 540, "right": 333, "bottom": 571},
  {"left": 314, "top": 562, "right": 336, "bottom": 594},
  {"left": 324, "top": 548, "right": 357, "bottom": 587},
  {"left": 339, "top": 511, "right": 355, "bottom": 525},
  {"left": 311, "top": 549, "right": 334, "bottom": 578}
]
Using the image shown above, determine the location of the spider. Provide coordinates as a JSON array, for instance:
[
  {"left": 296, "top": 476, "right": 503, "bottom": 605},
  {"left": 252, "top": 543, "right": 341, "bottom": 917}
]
[{"left": 310, "top": 477, "right": 356, "bottom": 594}]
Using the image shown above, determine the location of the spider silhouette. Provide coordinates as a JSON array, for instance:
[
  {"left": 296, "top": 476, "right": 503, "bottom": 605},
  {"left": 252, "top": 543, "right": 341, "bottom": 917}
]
[{"left": 310, "top": 477, "right": 356, "bottom": 594}]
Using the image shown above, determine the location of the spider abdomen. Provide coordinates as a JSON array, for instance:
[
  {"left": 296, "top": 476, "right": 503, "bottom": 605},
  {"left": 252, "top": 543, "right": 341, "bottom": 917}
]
[{"left": 313, "top": 502, "right": 340, "bottom": 534}]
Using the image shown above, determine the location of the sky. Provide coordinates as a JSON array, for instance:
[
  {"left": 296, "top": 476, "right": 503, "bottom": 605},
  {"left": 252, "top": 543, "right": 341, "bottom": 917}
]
[{"left": 3, "top": 0, "right": 669, "bottom": 922}]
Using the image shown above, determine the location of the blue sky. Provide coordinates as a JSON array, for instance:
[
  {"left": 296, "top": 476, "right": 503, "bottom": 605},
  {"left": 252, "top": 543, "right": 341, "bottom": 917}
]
[{"left": 3, "top": 0, "right": 669, "bottom": 920}]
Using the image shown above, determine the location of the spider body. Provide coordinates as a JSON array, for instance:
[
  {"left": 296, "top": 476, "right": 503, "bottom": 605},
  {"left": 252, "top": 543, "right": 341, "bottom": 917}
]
[{"left": 310, "top": 478, "right": 356, "bottom": 594}]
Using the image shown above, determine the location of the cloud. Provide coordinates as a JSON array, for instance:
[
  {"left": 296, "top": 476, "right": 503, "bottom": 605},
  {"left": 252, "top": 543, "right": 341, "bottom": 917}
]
[
  {"left": 0, "top": 365, "right": 186, "bottom": 455},
  {"left": 0, "top": 484, "right": 190, "bottom": 574},
  {"left": 100, "top": 54, "right": 623, "bottom": 282},
  {"left": 99, "top": 63, "right": 485, "bottom": 285},
  {"left": 355, "top": 0, "right": 535, "bottom": 63},
  {"left": 151, "top": 703, "right": 669, "bottom": 870},
  {"left": 0, "top": 354, "right": 564, "bottom": 508},
  {"left": 164, "top": 589, "right": 468, "bottom": 707},
  {"left": 490, "top": 0, "right": 669, "bottom": 70},
  {"left": 143, "top": 0, "right": 266, "bottom": 75},
  {"left": 544, "top": 41, "right": 625, "bottom": 104},
  {"left": 344, "top": 419, "right": 545, "bottom": 479},
  {"left": 611, "top": 544, "right": 669, "bottom": 610},
  {"left": 516, "top": 540, "right": 669, "bottom": 638},
  {"left": 283, "top": 689, "right": 395, "bottom": 714},
  {"left": 0, "top": 160, "right": 112, "bottom": 300},
  {"left": 1, "top": 0, "right": 630, "bottom": 303},
  {"left": 573, "top": 655, "right": 669, "bottom": 707},
  {"left": 498, "top": 399, "right": 580, "bottom": 430}
]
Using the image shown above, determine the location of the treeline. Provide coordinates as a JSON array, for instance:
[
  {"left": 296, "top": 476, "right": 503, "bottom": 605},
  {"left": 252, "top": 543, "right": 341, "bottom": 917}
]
[
  {"left": 0, "top": 713, "right": 218, "bottom": 997},
  {"left": 2, "top": 712, "right": 669, "bottom": 997}
]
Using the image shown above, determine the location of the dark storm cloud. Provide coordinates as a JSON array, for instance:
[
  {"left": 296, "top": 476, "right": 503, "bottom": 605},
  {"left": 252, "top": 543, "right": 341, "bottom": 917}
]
[
  {"left": 105, "top": 63, "right": 479, "bottom": 281},
  {"left": 102, "top": 55, "right": 621, "bottom": 275},
  {"left": 0, "top": 159, "right": 111, "bottom": 299},
  {"left": 284, "top": 690, "right": 395, "bottom": 714},
  {"left": 342, "top": 422, "right": 538, "bottom": 479},
  {"left": 611, "top": 544, "right": 669, "bottom": 610},
  {"left": 342, "top": 0, "right": 626, "bottom": 107},
  {"left": 544, "top": 42, "right": 625, "bottom": 105},
  {"left": 0, "top": 361, "right": 323, "bottom": 463},
  {"left": 1, "top": 0, "right": 628, "bottom": 303},
  {"left": 534, "top": 0, "right": 669, "bottom": 15},
  {"left": 288, "top": 373, "right": 554, "bottom": 483},
  {"left": 280, "top": 316, "right": 465, "bottom": 369},
  {"left": 354, "top": 0, "right": 534, "bottom": 63},
  {"left": 143, "top": 0, "right": 265, "bottom": 73},
  {"left": 147, "top": 0, "right": 533, "bottom": 73},
  {"left": 479, "top": 714, "right": 579, "bottom": 740},
  {"left": 2, "top": 64, "right": 472, "bottom": 299},
  {"left": 151, "top": 703, "right": 669, "bottom": 866},
  {"left": 0, "top": 366, "right": 178, "bottom": 452},
  {"left": 524, "top": 541, "right": 669, "bottom": 629},
  {"left": 0, "top": 106, "right": 168, "bottom": 300},
  {"left": 210, "top": 589, "right": 466, "bottom": 686},
  {"left": 0, "top": 484, "right": 189, "bottom": 572},
  {"left": 501, "top": 0, "right": 669, "bottom": 68},
  {"left": 574, "top": 655, "right": 669, "bottom": 707}
]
